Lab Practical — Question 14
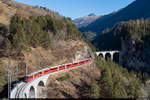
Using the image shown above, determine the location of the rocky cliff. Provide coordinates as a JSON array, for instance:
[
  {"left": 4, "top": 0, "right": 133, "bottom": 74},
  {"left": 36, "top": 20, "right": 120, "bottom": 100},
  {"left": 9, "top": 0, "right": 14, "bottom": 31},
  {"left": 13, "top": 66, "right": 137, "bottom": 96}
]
[{"left": 118, "top": 19, "right": 150, "bottom": 73}]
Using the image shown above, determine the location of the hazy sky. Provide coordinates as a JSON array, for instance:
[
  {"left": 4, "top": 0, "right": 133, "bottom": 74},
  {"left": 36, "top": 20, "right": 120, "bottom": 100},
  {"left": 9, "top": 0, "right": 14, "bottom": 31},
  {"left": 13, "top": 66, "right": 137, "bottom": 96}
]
[{"left": 14, "top": 0, "right": 135, "bottom": 19}]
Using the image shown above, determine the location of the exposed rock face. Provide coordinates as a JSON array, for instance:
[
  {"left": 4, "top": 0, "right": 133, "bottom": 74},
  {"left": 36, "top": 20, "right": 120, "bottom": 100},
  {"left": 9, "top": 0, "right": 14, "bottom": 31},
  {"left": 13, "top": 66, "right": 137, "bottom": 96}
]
[
  {"left": 74, "top": 45, "right": 91, "bottom": 61},
  {"left": 121, "top": 36, "right": 150, "bottom": 73}
]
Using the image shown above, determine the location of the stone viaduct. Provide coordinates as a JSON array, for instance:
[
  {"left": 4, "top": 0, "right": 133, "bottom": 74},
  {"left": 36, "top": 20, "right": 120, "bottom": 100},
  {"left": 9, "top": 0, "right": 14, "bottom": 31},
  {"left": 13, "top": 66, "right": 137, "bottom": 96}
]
[{"left": 96, "top": 50, "right": 122, "bottom": 65}]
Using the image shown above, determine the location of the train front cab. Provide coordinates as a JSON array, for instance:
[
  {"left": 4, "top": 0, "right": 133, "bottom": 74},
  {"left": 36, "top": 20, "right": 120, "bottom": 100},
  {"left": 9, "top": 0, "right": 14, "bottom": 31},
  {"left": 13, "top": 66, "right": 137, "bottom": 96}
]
[
  {"left": 24, "top": 75, "right": 34, "bottom": 82},
  {"left": 84, "top": 58, "right": 90, "bottom": 63}
]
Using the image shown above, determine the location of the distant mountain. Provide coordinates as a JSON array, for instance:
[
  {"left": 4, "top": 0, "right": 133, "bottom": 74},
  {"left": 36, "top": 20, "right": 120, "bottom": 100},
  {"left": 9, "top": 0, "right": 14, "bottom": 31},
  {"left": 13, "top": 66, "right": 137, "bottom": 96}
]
[
  {"left": 72, "top": 13, "right": 100, "bottom": 28},
  {"left": 80, "top": 0, "right": 150, "bottom": 36},
  {"left": 80, "top": 0, "right": 150, "bottom": 50},
  {"left": 87, "top": 13, "right": 97, "bottom": 16}
]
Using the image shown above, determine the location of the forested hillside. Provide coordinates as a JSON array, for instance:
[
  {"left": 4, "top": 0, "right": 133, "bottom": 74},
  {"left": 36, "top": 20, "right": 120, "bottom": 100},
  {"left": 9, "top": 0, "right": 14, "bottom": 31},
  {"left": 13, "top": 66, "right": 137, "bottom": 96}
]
[
  {"left": 118, "top": 19, "right": 150, "bottom": 74},
  {"left": 0, "top": 15, "right": 82, "bottom": 51}
]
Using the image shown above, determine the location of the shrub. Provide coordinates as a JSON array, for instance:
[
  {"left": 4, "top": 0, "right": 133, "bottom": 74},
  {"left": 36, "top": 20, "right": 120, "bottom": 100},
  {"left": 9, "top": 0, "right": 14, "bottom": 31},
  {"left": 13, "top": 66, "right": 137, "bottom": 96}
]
[
  {"left": 0, "top": 23, "right": 8, "bottom": 36},
  {"left": 89, "top": 79, "right": 100, "bottom": 98},
  {"left": 127, "top": 78, "right": 141, "bottom": 98},
  {"left": 0, "top": 60, "right": 7, "bottom": 93},
  {"left": 57, "top": 74, "right": 70, "bottom": 81}
]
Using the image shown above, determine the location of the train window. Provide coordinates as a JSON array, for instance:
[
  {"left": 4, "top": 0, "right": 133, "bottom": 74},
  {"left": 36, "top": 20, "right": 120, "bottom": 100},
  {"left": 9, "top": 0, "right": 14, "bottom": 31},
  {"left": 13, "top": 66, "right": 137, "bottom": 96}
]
[
  {"left": 44, "top": 70, "right": 48, "bottom": 73},
  {"left": 59, "top": 66, "right": 63, "bottom": 68},
  {"left": 73, "top": 63, "right": 78, "bottom": 65},
  {"left": 59, "top": 66, "right": 65, "bottom": 69},
  {"left": 39, "top": 72, "right": 42, "bottom": 74},
  {"left": 50, "top": 67, "right": 57, "bottom": 70}
]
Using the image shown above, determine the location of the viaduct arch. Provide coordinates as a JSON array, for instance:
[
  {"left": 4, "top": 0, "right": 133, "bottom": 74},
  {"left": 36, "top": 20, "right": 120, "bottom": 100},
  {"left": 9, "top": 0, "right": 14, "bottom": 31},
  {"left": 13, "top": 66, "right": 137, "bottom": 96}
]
[
  {"left": 96, "top": 50, "right": 122, "bottom": 64},
  {"left": 37, "top": 81, "right": 47, "bottom": 98},
  {"left": 28, "top": 86, "right": 35, "bottom": 98}
]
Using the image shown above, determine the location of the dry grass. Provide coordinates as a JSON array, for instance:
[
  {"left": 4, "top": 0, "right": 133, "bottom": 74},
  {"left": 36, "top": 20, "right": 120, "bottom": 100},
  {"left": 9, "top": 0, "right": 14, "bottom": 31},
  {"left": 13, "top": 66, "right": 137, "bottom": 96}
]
[
  {"left": 0, "top": 0, "right": 63, "bottom": 25},
  {"left": 46, "top": 61, "right": 100, "bottom": 98}
]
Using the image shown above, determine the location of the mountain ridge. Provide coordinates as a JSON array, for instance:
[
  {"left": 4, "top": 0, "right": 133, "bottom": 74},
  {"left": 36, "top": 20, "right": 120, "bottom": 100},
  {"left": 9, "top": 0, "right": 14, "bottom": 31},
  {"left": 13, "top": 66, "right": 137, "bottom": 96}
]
[
  {"left": 80, "top": 0, "right": 150, "bottom": 36},
  {"left": 80, "top": 0, "right": 150, "bottom": 50},
  {"left": 72, "top": 13, "right": 100, "bottom": 28}
]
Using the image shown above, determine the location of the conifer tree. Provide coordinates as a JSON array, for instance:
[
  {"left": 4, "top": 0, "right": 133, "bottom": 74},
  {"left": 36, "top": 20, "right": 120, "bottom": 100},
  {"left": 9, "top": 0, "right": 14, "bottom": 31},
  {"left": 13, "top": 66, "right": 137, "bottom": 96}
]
[{"left": 89, "top": 79, "right": 100, "bottom": 98}]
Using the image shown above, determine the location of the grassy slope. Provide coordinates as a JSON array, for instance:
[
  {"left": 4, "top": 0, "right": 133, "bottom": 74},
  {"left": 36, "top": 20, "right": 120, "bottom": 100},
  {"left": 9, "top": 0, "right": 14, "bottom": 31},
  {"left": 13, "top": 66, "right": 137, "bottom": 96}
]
[{"left": 0, "top": 0, "right": 63, "bottom": 25}]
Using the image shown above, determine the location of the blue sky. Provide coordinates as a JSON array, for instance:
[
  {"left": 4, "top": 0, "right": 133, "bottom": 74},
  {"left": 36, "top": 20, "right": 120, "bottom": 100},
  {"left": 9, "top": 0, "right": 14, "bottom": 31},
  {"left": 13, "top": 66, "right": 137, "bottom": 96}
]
[{"left": 14, "top": 0, "right": 135, "bottom": 19}]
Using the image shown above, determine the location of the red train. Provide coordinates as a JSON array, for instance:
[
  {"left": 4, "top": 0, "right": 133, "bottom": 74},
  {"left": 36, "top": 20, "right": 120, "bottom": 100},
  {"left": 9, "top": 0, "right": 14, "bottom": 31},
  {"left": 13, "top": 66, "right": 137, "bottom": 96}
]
[{"left": 24, "top": 58, "right": 91, "bottom": 82}]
